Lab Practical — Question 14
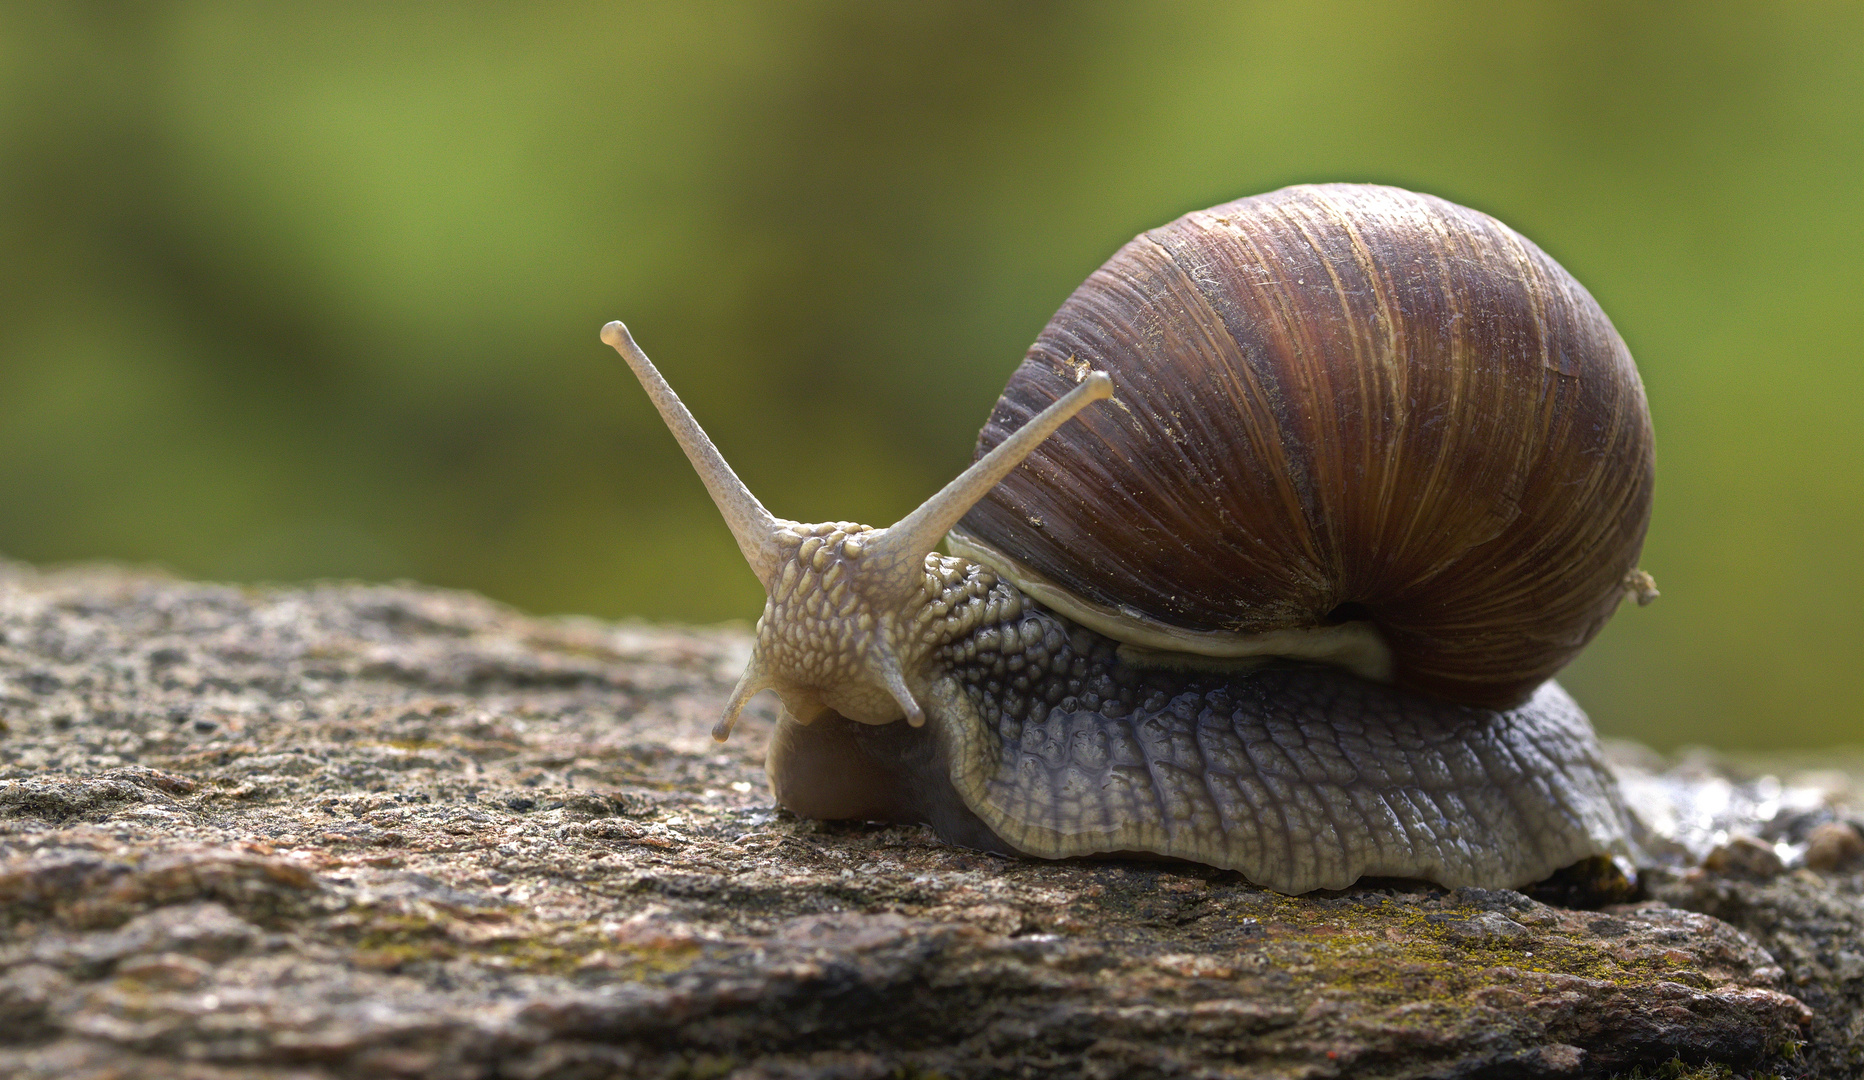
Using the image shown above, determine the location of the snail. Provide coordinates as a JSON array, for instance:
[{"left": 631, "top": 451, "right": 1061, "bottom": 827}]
[{"left": 604, "top": 183, "right": 1656, "bottom": 894}]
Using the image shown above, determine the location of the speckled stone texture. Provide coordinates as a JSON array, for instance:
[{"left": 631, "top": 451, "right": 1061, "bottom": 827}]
[{"left": 0, "top": 560, "right": 1855, "bottom": 1079}]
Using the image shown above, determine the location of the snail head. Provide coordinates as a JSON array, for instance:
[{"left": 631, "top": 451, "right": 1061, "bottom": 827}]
[{"left": 602, "top": 321, "right": 1111, "bottom": 742}]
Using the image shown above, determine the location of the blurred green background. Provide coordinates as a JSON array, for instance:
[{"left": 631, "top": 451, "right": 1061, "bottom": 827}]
[{"left": 0, "top": 2, "right": 1858, "bottom": 751}]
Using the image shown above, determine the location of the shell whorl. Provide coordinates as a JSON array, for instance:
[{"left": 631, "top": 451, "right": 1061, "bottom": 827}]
[{"left": 955, "top": 183, "right": 1655, "bottom": 708}]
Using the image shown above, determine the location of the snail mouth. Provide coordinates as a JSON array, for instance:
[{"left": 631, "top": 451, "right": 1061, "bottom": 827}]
[{"left": 946, "top": 530, "right": 1395, "bottom": 684}]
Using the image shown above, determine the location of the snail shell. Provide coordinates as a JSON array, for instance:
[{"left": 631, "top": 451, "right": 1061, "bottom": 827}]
[{"left": 954, "top": 184, "right": 1655, "bottom": 708}]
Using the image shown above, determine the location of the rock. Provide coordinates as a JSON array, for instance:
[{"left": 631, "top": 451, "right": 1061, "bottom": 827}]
[
  {"left": 0, "top": 561, "right": 1854, "bottom": 1078},
  {"left": 1805, "top": 821, "right": 1864, "bottom": 871},
  {"left": 1703, "top": 835, "right": 1788, "bottom": 881}
]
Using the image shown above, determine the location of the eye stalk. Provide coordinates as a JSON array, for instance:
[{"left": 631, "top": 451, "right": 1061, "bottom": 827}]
[
  {"left": 601, "top": 322, "right": 783, "bottom": 587},
  {"left": 603, "top": 320, "right": 1112, "bottom": 741}
]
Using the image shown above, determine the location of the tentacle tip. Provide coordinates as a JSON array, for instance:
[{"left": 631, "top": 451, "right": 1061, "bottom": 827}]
[
  {"left": 710, "top": 717, "right": 737, "bottom": 743},
  {"left": 1082, "top": 371, "right": 1113, "bottom": 399},
  {"left": 600, "top": 321, "right": 631, "bottom": 350},
  {"left": 882, "top": 678, "right": 925, "bottom": 728}
]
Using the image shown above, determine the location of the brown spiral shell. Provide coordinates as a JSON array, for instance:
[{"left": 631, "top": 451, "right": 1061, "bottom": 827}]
[{"left": 954, "top": 184, "right": 1654, "bottom": 709}]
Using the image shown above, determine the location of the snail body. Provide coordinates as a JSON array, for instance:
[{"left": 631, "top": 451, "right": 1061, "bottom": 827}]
[{"left": 605, "top": 183, "right": 1654, "bottom": 894}]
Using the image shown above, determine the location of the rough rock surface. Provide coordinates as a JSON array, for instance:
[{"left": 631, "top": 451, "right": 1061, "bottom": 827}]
[{"left": 0, "top": 561, "right": 1856, "bottom": 1079}]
